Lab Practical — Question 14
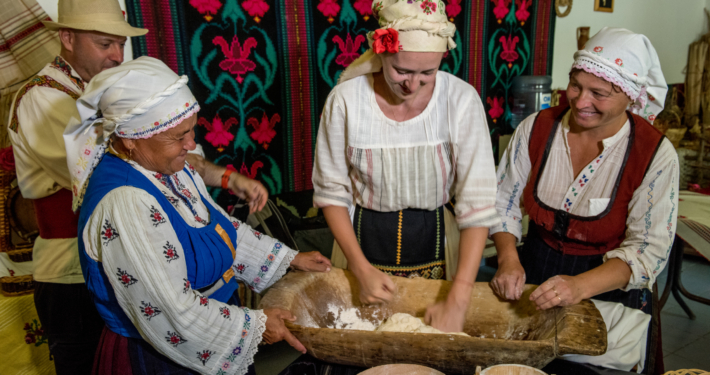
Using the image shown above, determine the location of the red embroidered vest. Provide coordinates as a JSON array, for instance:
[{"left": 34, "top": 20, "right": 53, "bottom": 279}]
[{"left": 523, "top": 106, "right": 665, "bottom": 256}]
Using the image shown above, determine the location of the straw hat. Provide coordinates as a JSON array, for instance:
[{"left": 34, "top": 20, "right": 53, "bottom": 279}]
[{"left": 42, "top": 0, "right": 148, "bottom": 37}]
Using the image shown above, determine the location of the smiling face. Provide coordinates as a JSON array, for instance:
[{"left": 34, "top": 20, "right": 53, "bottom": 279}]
[
  {"left": 122, "top": 114, "right": 198, "bottom": 175},
  {"left": 566, "top": 69, "right": 632, "bottom": 133},
  {"left": 58, "top": 29, "right": 126, "bottom": 82},
  {"left": 380, "top": 51, "right": 444, "bottom": 101}
]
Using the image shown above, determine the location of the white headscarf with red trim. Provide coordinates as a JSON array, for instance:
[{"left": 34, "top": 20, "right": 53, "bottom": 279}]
[
  {"left": 64, "top": 56, "right": 200, "bottom": 211},
  {"left": 337, "top": 0, "right": 457, "bottom": 84},
  {"left": 572, "top": 27, "right": 667, "bottom": 124}
]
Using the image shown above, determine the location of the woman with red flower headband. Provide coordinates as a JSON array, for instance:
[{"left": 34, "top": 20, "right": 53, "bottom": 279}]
[
  {"left": 490, "top": 28, "right": 677, "bottom": 373},
  {"left": 313, "top": 0, "right": 499, "bottom": 334}
]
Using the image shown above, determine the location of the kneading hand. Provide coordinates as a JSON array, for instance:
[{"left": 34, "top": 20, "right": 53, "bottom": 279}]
[
  {"left": 424, "top": 298, "right": 467, "bottom": 333},
  {"left": 228, "top": 173, "right": 268, "bottom": 214},
  {"left": 356, "top": 266, "right": 397, "bottom": 305},
  {"left": 262, "top": 308, "right": 306, "bottom": 354},
  {"left": 290, "top": 252, "right": 332, "bottom": 272},
  {"left": 490, "top": 258, "right": 526, "bottom": 301},
  {"left": 529, "top": 275, "right": 583, "bottom": 310}
]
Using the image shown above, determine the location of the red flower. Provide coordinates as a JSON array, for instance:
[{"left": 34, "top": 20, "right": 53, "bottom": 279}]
[
  {"left": 420, "top": 1, "right": 436, "bottom": 15},
  {"left": 593, "top": 46, "right": 603, "bottom": 53},
  {"left": 200, "top": 296, "right": 209, "bottom": 306},
  {"left": 25, "top": 334, "right": 35, "bottom": 344},
  {"left": 0, "top": 146, "right": 15, "bottom": 172},
  {"left": 213, "top": 35, "right": 258, "bottom": 84},
  {"left": 514, "top": 0, "right": 530, "bottom": 24},
  {"left": 648, "top": 94, "right": 655, "bottom": 101},
  {"left": 202, "top": 352, "right": 210, "bottom": 359},
  {"left": 144, "top": 306, "right": 154, "bottom": 315},
  {"left": 198, "top": 114, "right": 237, "bottom": 152},
  {"left": 121, "top": 274, "right": 130, "bottom": 284},
  {"left": 648, "top": 114, "right": 656, "bottom": 122},
  {"left": 190, "top": 0, "right": 222, "bottom": 21},
  {"left": 242, "top": 0, "right": 269, "bottom": 22},
  {"left": 247, "top": 112, "right": 280, "bottom": 149},
  {"left": 486, "top": 97, "right": 505, "bottom": 121},
  {"left": 499, "top": 35, "right": 520, "bottom": 64},
  {"left": 446, "top": 0, "right": 462, "bottom": 20},
  {"left": 317, "top": 0, "right": 340, "bottom": 23},
  {"left": 492, "top": 0, "right": 510, "bottom": 22},
  {"left": 171, "top": 336, "right": 180, "bottom": 344},
  {"left": 353, "top": 0, "right": 373, "bottom": 20},
  {"left": 372, "top": 28, "right": 400, "bottom": 54},
  {"left": 615, "top": 58, "right": 623, "bottom": 66},
  {"left": 333, "top": 34, "right": 366, "bottom": 67},
  {"left": 23, "top": 323, "right": 31, "bottom": 330}
]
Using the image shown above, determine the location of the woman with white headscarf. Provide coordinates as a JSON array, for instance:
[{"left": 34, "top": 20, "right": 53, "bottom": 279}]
[
  {"left": 64, "top": 57, "right": 331, "bottom": 375},
  {"left": 490, "top": 28, "right": 678, "bottom": 373},
  {"left": 312, "top": 0, "right": 499, "bottom": 333}
]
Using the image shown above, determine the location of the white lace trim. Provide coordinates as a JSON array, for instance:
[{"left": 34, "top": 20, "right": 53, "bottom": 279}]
[
  {"left": 572, "top": 58, "right": 640, "bottom": 100},
  {"left": 270, "top": 249, "right": 298, "bottom": 288},
  {"left": 235, "top": 311, "right": 267, "bottom": 375}
]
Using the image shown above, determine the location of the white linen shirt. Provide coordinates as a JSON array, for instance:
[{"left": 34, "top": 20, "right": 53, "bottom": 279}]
[
  {"left": 82, "top": 159, "right": 297, "bottom": 375},
  {"left": 491, "top": 111, "right": 679, "bottom": 291},
  {"left": 313, "top": 72, "right": 500, "bottom": 229},
  {"left": 8, "top": 56, "right": 84, "bottom": 283}
]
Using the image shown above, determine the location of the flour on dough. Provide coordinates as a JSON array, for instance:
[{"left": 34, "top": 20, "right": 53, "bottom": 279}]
[
  {"left": 376, "top": 313, "right": 469, "bottom": 336},
  {"left": 326, "top": 304, "right": 378, "bottom": 331}
]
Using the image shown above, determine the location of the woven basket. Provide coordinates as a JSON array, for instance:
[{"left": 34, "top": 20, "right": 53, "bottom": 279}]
[
  {"left": 7, "top": 242, "right": 32, "bottom": 262},
  {"left": 0, "top": 274, "right": 34, "bottom": 297},
  {"left": 663, "top": 370, "right": 710, "bottom": 375},
  {"left": 0, "top": 168, "right": 15, "bottom": 252}
]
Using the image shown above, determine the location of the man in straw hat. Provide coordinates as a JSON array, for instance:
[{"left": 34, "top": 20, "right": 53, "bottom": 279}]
[
  {"left": 7, "top": 1, "right": 146, "bottom": 373},
  {"left": 8, "top": 0, "right": 266, "bottom": 373}
]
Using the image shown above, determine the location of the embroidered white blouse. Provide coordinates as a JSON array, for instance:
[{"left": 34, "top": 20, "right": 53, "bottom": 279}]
[
  {"left": 81, "top": 159, "right": 297, "bottom": 375},
  {"left": 490, "top": 111, "right": 679, "bottom": 291},
  {"left": 312, "top": 71, "right": 500, "bottom": 229}
]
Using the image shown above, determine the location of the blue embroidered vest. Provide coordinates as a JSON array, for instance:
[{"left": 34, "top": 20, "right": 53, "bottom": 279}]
[{"left": 78, "top": 154, "right": 239, "bottom": 338}]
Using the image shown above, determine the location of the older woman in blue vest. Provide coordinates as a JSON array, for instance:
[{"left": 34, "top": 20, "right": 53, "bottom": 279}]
[
  {"left": 64, "top": 57, "right": 331, "bottom": 375},
  {"left": 490, "top": 28, "right": 678, "bottom": 373}
]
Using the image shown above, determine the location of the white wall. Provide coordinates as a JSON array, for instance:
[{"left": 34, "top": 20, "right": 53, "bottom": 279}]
[
  {"left": 552, "top": 0, "right": 710, "bottom": 88},
  {"left": 36, "top": 0, "right": 134, "bottom": 62}
]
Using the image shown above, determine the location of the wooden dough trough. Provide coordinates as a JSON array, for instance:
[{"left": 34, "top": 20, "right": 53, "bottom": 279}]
[{"left": 258, "top": 268, "right": 606, "bottom": 374}]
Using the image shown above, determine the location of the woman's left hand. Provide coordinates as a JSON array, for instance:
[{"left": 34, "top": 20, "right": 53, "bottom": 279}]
[
  {"left": 290, "top": 252, "right": 332, "bottom": 273},
  {"left": 529, "top": 275, "right": 584, "bottom": 310},
  {"left": 424, "top": 299, "right": 468, "bottom": 333}
]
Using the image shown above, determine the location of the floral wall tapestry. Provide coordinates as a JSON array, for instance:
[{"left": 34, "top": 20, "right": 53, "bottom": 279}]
[{"left": 126, "top": 0, "right": 556, "bottom": 203}]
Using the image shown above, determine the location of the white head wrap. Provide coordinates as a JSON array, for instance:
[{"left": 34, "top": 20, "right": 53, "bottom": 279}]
[
  {"left": 64, "top": 56, "right": 200, "bottom": 210},
  {"left": 572, "top": 27, "right": 667, "bottom": 123},
  {"left": 337, "top": 0, "right": 457, "bottom": 83}
]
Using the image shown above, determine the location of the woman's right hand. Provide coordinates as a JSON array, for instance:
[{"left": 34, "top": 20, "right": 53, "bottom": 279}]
[
  {"left": 490, "top": 258, "right": 526, "bottom": 301},
  {"left": 354, "top": 265, "right": 397, "bottom": 304},
  {"left": 262, "top": 308, "right": 306, "bottom": 354}
]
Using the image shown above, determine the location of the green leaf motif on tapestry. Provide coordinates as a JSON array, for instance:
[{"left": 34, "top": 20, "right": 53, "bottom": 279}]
[{"left": 222, "top": 0, "right": 246, "bottom": 26}]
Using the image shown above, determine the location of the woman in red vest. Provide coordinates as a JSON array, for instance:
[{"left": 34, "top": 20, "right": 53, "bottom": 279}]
[{"left": 490, "top": 28, "right": 678, "bottom": 373}]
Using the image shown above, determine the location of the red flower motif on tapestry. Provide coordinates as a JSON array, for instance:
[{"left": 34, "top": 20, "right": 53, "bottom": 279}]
[
  {"left": 240, "top": 161, "right": 264, "bottom": 179},
  {"left": 190, "top": 0, "right": 222, "bottom": 22},
  {"left": 198, "top": 114, "right": 237, "bottom": 152},
  {"left": 492, "top": 0, "right": 511, "bottom": 23},
  {"left": 318, "top": 0, "right": 340, "bottom": 23},
  {"left": 420, "top": 1, "right": 437, "bottom": 15},
  {"left": 242, "top": 0, "right": 269, "bottom": 23},
  {"left": 213, "top": 35, "right": 258, "bottom": 84},
  {"left": 372, "top": 28, "right": 400, "bottom": 54},
  {"left": 353, "top": 0, "right": 373, "bottom": 20},
  {"left": 446, "top": 0, "right": 462, "bottom": 21},
  {"left": 247, "top": 112, "right": 280, "bottom": 149},
  {"left": 515, "top": 0, "right": 531, "bottom": 25},
  {"left": 486, "top": 97, "right": 505, "bottom": 122},
  {"left": 333, "top": 34, "right": 366, "bottom": 67},
  {"left": 499, "top": 35, "right": 520, "bottom": 66}
]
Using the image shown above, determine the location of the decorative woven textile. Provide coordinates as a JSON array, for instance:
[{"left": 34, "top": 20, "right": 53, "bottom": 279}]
[
  {"left": 125, "top": 0, "right": 556, "bottom": 201},
  {"left": 0, "top": 293, "right": 54, "bottom": 375},
  {"left": 0, "top": 0, "right": 60, "bottom": 147}
]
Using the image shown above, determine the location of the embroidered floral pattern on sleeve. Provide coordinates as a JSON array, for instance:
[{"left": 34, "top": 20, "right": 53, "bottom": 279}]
[
  {"left": 117, "top": 268, "right": 138, "bottom": 287},
  {"left": 197, "top": 349, "right": 214, "bottom": 365},
  {"left": 183, "top": 278, "right": 191, "bottom": 293},
  {"left": 199, "top": 295, "right": 210, "bottom": 307},
  {"left": 215, "top": 308, "right": 261, "bottom": 375},
  {"left": 140, "top": 301, "right": 163, "bottom": 320},
  {"left": 150, "top": 206, "right": 167, "bottom": 226},
  {"left": 247, "top": 242, "right": 282, "bottom": 290},
  {"left": 163, "top": 241, "right": 180, "bottom": 262},
  {"left": 101, "top": 219, "right": 120, "bottom": 245},
  {"left": 166, "top": 331, "right": 188, "bottom": 347},
  {"left": 220, "top": 306, "right": 232, "bottom": 319}
]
